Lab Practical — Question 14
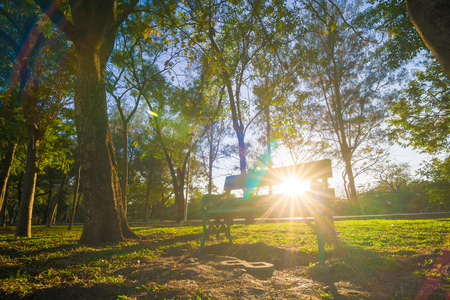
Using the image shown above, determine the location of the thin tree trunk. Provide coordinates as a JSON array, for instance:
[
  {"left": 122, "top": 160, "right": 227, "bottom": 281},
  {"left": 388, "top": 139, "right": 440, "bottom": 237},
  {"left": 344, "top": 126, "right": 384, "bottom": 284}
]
[
  {"left": 43, "top": 179, "right": 54, "bottom": 225},
  {"left": 342, "top": 149, "right": 360, "bottom": 213},
  {"left": 0, "top": 188, "right": 8, "bottom": 227},
  {"left": 154, "top": 119, "right": 186, "bottom": 222},
  {"left": 265, "top": 90, "right": 273, "bottom": 194},
  {"left": 207, "top": 23, "right": 247, "bottom": 174},
  {"left": 47, "top": 172, "right": 68, "bottom": 227},
  {"left": 15, "top": 127, "right": 39, "bottom": 237},
  {"left": 144, "top": 179, "right": 152, "bottom": 222},
  {"left": 68, "top": 164, "right": 81, "bottom": 230},
  {"left": 160, "top": 192, "right": 165, "bottom": 221},
  {"left": 47, "top": 200, "right": 57, "bottom": 227},
  {"left": 208, "top": 129, "right": 214, "bottom": 194},
  {"left": 11, "top": 171, "right": 23, "bottom": 225},
  {"left": 0, "top": 142, "right": 17, "bottom": 215},
  {"left": 174, "top": 168, "right": 185, "bottom": 222},
  {"left": 122, "top": 122, "right": 128, "bottom": 216}
]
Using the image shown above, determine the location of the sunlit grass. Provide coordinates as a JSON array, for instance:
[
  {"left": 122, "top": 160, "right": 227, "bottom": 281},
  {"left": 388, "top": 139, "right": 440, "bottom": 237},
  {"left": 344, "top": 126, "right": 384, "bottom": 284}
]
[
  {"left": 0, "top": 219, "right": 448, "bottom": 298},
  {"left": 336, "top": 219, "right": 450, "bottom": 253},
  {"left": 231, "top": 223, "right": 319, "bottom": 253}
]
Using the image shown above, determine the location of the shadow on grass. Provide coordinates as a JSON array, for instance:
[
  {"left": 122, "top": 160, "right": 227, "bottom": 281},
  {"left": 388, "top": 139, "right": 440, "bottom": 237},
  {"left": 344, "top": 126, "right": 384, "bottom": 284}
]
[
  {"left": 0, "top": 232, "right": 202, "bottom": 280},
  {"left": 202, "top": 241, "right": 316, "bottom": 268},
  {"left": 201, "top": 240, "right": 444, "bottom": 300},
  {"left": 310, "top": 243, "right": 444, "bottom": 299},
  {"left": 1, "top": 282, "right": 149, "bottom": 300}
]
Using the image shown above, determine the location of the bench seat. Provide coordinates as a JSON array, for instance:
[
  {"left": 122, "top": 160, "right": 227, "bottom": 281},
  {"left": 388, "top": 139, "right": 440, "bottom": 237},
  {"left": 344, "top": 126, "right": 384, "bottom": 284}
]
[{"left": 198, "top": 159, "right": 336, "bottom": 259}]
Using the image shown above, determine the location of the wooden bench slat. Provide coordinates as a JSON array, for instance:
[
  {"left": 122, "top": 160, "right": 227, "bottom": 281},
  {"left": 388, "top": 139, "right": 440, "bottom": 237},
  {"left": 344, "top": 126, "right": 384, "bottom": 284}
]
[
  {"left": 207, "top": 206, "right": 268, "bottom": 214},
  {"left": 224, "top": 159, "right": 332, "bottom": 191}
]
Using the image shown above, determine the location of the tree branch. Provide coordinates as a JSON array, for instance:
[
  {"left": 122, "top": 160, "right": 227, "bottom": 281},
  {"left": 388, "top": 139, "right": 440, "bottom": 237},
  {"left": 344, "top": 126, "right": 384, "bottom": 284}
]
[
  {"left": 110, "top": 0, "right": 139, "bottom": 34},
  {"left": 34, "top": 0, "right": 78, "bottom": 42},
  {"left": 322, "top": 0, "right": 375, "bottom": 43}
]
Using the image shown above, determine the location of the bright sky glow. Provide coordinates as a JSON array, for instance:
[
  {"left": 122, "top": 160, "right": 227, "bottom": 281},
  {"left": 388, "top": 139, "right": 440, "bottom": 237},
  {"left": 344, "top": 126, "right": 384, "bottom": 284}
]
[{"left": 277, "top": 177, "right": 310, "bottom": 196}]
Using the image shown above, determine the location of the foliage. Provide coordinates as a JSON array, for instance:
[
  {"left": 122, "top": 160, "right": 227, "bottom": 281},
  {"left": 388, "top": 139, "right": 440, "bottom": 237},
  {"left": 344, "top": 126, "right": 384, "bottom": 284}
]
[
  {"left": 357, "top": 158, "right": 450, "bottom": 213},
  {"left": 356, "top": 0, "right": 427, "bottom": 69},
  {"left": 360, "top": 1, "right": 450, "bottom": 156},
  {"left": 390, "top": 56, "right": 450, "bottom": 154},
  {"left": 418, "top": 157, "right": 450, "bottom": 211},
  {"left": 358, "top": 187, "right": 416, "bottom": 214}
]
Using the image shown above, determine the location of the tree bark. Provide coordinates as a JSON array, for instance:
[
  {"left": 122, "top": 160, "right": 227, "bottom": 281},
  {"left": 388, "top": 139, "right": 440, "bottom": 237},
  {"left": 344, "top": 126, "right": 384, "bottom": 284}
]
[
  {"left": 34, "top": 0, "right": 139, "bottom": 245},
  {"left": 15, "top": 126, "right": 39, "bottom": 237},
  {"left": 0, "top": 142, "right": 17, "bottom": 215},
  {"left": 68, "top": 164, "right": 81, "bottom": 230},
  {"left": 406, "top": 0, "right": 450, "bottom": 77},
  {"left": 76, "top": 44, "right": 135, "bottom": 244}
]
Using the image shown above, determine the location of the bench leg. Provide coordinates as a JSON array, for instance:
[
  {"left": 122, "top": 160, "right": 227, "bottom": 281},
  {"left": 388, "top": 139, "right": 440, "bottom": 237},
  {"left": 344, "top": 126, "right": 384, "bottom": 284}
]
[
  {"left": 224, "top": 217, "right": 232, "bottom": 244},
  {"left": 213, "top": 219, "right": 222, "bottom": 239},
  {"left": 199, "top": 216, "right": 233, "bottom": 254}
]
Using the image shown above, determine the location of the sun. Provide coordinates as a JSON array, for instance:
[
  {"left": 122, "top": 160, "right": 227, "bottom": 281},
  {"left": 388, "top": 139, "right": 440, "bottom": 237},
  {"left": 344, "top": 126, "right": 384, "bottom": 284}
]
[{"left": 277, "top": 177, "right": 310, "bottom": 196}]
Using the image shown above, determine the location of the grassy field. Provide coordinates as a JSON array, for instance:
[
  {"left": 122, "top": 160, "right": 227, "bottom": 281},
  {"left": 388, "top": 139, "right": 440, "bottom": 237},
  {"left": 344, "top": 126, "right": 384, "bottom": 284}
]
[{"left": 0, "top": 219, "right": 449, "bottom": 299}]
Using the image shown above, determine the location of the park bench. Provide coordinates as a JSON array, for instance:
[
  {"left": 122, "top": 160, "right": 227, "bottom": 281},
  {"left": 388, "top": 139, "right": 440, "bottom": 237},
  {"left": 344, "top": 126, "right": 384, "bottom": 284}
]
[{"left": 199, "top": 159, "right": 336, "bottom": 263}]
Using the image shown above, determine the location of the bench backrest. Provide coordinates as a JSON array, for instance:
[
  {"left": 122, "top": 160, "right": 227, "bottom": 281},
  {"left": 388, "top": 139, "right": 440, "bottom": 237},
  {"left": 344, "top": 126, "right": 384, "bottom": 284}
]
[{"left": 224, "top": 159, "right": 332, "bottom": 192}]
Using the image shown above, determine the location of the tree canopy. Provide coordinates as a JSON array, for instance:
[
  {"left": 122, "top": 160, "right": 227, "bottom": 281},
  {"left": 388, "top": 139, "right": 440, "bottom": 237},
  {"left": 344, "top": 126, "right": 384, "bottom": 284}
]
[{"left": 1, "top": 0, "right": 449, "bottom": 240}]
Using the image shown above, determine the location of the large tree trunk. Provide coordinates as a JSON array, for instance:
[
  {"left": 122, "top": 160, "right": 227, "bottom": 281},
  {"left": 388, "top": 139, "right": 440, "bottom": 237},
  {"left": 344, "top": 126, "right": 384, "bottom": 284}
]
[
  {"left": 406, "top": 0, "right": 450, "bottom": 77},
  {"left": 34, "top": 0, "right": 139, "bottom": 245},
  {"left": 0, "top": 142, "right": 17, "bottom": 215},
  {"left": 15, "top": 127, "right": 39, "bottom": 237},
  {"left": 76, "top": 44, "right": 136, "bottom": 244}
]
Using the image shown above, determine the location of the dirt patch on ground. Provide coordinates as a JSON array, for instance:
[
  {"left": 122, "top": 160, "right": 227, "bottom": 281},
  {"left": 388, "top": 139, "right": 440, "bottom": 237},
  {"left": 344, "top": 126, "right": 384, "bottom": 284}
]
[{"left": 10, "top": 242, "right": 447, "bottom": 300}]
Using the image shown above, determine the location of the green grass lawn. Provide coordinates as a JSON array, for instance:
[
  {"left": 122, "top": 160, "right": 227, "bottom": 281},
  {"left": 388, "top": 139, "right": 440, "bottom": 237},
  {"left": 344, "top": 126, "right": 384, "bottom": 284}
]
[{"left": 0, "top": 219, "right": 449, "bottom": 299}]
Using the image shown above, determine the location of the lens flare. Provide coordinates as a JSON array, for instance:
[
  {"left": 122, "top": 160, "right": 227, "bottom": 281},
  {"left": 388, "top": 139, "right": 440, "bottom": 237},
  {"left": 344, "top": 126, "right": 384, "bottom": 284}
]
[{"left": 147, "top": 110, "right": 158, "bottom": 117}]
